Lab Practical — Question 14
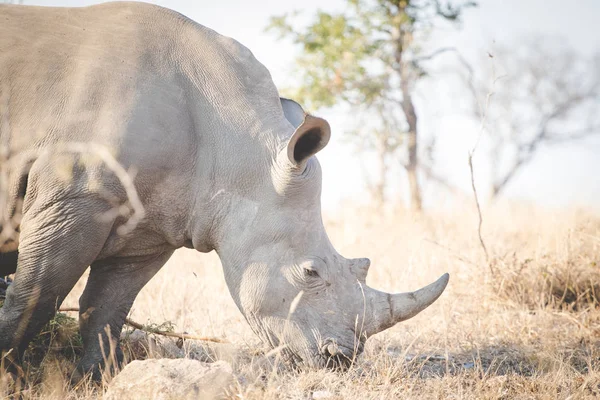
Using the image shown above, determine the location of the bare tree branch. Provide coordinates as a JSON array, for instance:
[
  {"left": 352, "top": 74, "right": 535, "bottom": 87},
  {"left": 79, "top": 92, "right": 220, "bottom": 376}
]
[
  {"left": 493, "top": 82, "right": 599, "bottom": 197},
  {"left": 410, "top": 46, "right": 457, "bottom": 64},
  {"left": 544, "top": 126, "right": 600, "bottom": 143},
  {"left": 464, "top": 39, "right": 600, "bottom": 198}
]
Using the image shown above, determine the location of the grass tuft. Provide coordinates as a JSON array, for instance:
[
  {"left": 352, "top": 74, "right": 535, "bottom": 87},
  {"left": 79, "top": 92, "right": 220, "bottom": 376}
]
[{"left": 1, "top": 203, "right": 600, "bottom": 399}]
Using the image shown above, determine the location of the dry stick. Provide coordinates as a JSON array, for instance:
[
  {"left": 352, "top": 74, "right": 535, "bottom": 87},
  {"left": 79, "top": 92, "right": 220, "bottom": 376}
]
[
  {"left": 1, "top": 143, "right": 146, "bottom": 249},
  {"left": 5, "top": 143, "right": 145, "bottom": 235},
  {"left": 468, "top": 154, "right": 490, "bottom": 269},
  {"left": 467, "top": 53, "right": 499, "bottom": 275},
  {"left": 58, "top": 307, "right": 227, "bottom": 344}
]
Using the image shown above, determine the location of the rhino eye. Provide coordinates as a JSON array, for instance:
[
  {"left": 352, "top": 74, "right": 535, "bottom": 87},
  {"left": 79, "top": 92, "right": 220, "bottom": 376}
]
[{"left": 304, "top": 267, "right": 319, "bottom": 278}]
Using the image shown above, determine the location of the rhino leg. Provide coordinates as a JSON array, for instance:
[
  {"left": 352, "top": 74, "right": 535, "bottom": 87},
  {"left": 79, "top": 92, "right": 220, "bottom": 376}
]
[
  {"left": 0, "top": 197, "right": 114, "bottom": 359},
  {"left": 75, "top": 250, "right": 173, "bottom": 380}
]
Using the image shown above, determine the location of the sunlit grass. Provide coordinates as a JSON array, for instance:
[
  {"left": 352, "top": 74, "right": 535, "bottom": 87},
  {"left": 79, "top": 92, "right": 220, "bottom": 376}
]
[{"left": 2, "top": 202, "right": 600, "bottom": 399}]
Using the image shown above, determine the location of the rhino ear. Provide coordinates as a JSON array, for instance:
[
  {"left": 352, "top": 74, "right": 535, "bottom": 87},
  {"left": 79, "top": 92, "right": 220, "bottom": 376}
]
[
  {"left": 280, "top": 98, "right": 331, "bottom": 167},
  {"left": 280, "top": 98, "right": 305, "bottom": 129}
]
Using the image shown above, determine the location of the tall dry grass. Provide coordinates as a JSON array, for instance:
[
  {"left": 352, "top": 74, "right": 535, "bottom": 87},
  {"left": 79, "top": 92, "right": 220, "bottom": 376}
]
[{"left": 2, "top": 202, "right": 600, "bottom": 399}]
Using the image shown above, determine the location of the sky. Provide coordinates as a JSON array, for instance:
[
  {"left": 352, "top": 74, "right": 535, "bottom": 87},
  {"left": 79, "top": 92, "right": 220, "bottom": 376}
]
[{"left": 20, "top": 0, "right": 600, "bottom": 211}]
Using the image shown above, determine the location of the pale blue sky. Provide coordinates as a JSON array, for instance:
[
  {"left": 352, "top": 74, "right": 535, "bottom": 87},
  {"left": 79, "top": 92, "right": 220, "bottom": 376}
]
[{"left": 23, "top": 0, "right": 600, "bottom": 210}]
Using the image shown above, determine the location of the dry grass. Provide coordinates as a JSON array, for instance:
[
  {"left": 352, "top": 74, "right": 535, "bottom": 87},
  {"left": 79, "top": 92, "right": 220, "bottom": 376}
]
[{"left": 1, "top": 203, "right": 600, "bottom": 399}]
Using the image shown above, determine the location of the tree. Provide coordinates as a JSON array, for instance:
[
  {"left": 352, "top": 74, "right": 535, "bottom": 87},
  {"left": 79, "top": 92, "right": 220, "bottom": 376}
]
[
  {"left": 464, "top": 39, "right": 600, "bottom": 199},
  {"left": 267, "top": 0, "right": 475, "bottom": 210}
]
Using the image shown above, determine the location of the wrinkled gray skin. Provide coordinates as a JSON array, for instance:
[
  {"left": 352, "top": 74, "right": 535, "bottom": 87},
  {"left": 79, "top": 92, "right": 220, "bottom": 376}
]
[{"left": 0, "top": 2, "right": 448, "bottom": 378}]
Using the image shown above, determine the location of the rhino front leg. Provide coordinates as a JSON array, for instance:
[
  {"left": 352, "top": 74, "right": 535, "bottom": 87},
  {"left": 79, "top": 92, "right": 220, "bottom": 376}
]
[
  {"left": 0, "top": 197, "right": 114, "bottom": 358},
  {"left": 76, "top": 250, "right": 174, "bottom": 380}
]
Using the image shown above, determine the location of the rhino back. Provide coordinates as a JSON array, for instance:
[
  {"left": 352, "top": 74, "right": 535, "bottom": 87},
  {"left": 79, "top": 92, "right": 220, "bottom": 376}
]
[
  {"left": 0, "top": 1, "right": 285, "bottom": 163},
  {"left": 1, "top": 3, "right": 191, "bottom": 155},
  {"left": 0, "top": 2, "right": 290, "bottom": 253}
]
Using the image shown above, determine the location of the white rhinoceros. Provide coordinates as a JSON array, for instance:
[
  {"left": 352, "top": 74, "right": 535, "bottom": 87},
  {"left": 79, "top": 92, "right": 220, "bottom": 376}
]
[{"left": 0, "top": 1, "right": 448, "bottom": 378}]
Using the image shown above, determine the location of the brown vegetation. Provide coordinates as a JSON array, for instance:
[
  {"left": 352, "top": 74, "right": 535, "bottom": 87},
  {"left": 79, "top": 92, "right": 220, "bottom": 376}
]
[{"left": 1, "top": 203, "right": 599, "bottom": 399}]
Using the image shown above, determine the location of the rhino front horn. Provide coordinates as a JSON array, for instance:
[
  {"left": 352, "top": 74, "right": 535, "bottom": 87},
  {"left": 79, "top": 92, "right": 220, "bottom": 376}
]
[
  {"left": 389, "top": 273, "right": 449, "bottom": 322},
  {"left": 366, "top": 273, "right": 449, "bottom": 336}
]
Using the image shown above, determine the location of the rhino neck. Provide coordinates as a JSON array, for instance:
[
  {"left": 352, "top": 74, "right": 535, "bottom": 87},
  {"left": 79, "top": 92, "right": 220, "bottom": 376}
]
[
  {"left": 183, "top": 114, "right": 290, "bottom": 254},
  {"left": 174, "top": 21, "right": 295, "bottom": 256}
]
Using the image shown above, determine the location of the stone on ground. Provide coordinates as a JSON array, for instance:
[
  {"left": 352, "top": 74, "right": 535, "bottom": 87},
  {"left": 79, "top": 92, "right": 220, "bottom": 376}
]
[{"left": 104, "top": 359, "right": 234, "bottom": 400}]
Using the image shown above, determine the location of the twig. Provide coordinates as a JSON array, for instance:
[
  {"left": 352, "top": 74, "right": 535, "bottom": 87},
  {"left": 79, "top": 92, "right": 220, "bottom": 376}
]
[
  {"left": 467, "top": 53, "right": 496, "bottom": 274},
  {"left": 58, "top": 307, "right": 226, "bottom": 344},
  {"left": 4, "top": 143, "right": 145, "bottom": 236},
  {"left": 468, "top": 155, "right": 490, "bottom": 265}
]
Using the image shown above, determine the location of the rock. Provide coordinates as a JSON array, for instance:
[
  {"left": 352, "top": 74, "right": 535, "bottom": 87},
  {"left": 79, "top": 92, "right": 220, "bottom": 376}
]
[
  {"left": 312, "top": 390, "right": 334, "bottom": 399},
  {"left": 104, "top": 359, "right": 234, "bottom": 400}
]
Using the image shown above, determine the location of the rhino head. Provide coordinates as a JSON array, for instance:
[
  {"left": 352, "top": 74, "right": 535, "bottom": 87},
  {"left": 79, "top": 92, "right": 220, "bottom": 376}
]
[{"left": 210, "top": 98, "right": 448, "bottom": 368}]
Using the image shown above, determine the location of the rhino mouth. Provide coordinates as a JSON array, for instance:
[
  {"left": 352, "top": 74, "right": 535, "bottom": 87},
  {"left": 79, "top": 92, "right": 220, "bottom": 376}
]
[
  {"left": 311, "top": 344, "right": 358, "bottom": 369},
  {"left": 319, "top": 348, "right": 354, "bottom": 369},
  {"left": 296, "top": 338, "right": 364, "bottom": 370},
  {"left": 251, "top": 316, "right": 365, "bottom": 369},
  {"left": 276, "top": 339, "right": 362, "bottom": 370}
]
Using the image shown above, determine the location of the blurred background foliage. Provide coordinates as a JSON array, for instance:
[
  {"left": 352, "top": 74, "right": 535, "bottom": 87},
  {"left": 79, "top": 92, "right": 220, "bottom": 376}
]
[{"left": 267, "top": 0, "right": 600, "bottom": 211}]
